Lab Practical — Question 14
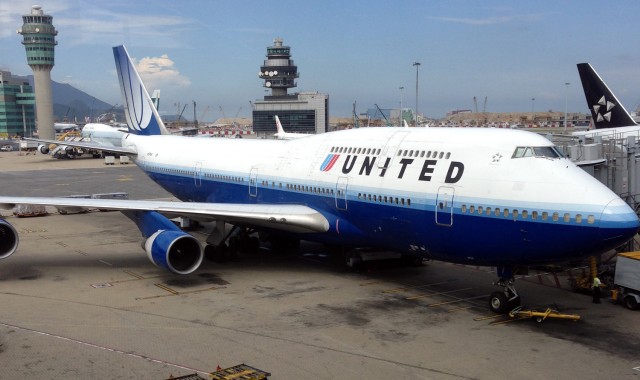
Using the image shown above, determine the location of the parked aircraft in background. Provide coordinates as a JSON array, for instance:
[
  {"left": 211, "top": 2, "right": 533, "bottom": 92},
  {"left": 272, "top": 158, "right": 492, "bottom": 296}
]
[
  {"left": 573, "top": 63, "right": 640, "bottom": 140},
  {"left": 273, "top": 115, "right": 310, "bottom": 139},
  {"left": 1, "top": 46, "right": 638, "bottom": 314}
]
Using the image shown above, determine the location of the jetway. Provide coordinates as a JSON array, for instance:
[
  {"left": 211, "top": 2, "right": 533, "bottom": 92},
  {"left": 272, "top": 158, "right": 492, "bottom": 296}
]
[{"left": 555, "top": 131, "right": 640, "bottom": 217}]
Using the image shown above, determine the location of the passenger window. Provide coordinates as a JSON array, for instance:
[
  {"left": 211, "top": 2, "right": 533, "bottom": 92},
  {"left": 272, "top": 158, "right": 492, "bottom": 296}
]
[
  {"left": 532, "top": 211, "right": 538, "bottom": 220},
  {"left": 470, "top": 205, "right": 475, "bottom": 213},
  {"left": 445, "top": 152, "right": 451, "bottom": 159},
  {"left": 542, "top": 211, "right": 548, "bottom": 221},
  {"left": 478, "top": 206, "right": 483, "bottom": 214},
  {"left": 486, "top": 207, "right": 492, "bottom": 215},
  {"left": 552, "top": 212, "right": 559, "bottom": 222},
  {"left": 461, "top": 204, "right": 467, "bottom": 213},
  {"left": 588, "top": 215, "right": 595, "bottom": 224},
  {"left": 495, "top": 208, "right": 500, "bottom": 216},
  {"left": 576, "top": 214, "right": 582, "bottom": 224},
  {"left": 563, "top": 213, "right": 570, "bottom": 222},
  {"left": 522, "top": 210, "right": 528, "bottom": 219},
  {"left": 503, "top": 209, "right": 509, "bottom": 217},
  {"left": 512, "top": 210, "right": 519, "bottom": 218}
]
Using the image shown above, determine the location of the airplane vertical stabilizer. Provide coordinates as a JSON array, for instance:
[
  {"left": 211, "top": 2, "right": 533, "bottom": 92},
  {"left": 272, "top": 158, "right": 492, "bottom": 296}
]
[
  {"left": 577, "top": 63, "right": 637, "bottom": 129},
  {"left": 113, "top": 45, "right": 169, "bottom": 136}
]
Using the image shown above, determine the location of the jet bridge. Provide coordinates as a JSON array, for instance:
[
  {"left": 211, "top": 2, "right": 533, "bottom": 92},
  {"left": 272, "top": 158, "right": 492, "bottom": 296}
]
[{"left": 555, "top": 131, "right": 640, "bottom": 219}]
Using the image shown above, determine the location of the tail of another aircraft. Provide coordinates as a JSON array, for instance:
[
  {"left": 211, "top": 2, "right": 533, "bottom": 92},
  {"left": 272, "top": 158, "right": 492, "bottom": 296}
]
[
  {"left": 577, "top": 63, "right": 637, "bottom": 129},
  {"left": 113, "top": 45, "right": 169, "bottom": 136},
  {"left": 275, "top": 115, "right": 285, "bottom": 135}
]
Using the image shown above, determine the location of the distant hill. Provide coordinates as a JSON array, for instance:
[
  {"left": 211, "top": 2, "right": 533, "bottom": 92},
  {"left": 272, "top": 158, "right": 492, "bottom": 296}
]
[
  {"left": 15, "top": 75, "right": 187, "bottom": 124},
  {"left": 11, "top": 75, "right": 120, "bottom": 123}
]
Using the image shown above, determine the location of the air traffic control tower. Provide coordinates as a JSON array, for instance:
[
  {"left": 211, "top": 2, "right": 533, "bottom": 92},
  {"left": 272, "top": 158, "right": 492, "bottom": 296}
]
[
  {"left": 17, "top": 5, "right": 57, "bottom": 140},
  {"left": 253, "top": 38, "right": 328, "bottom": 137}
]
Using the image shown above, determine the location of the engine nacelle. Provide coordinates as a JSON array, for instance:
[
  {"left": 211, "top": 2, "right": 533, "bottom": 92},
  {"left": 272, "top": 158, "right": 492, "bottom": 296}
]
[
  {"left": 0, "top": 219, "right": 19, "bottom": 260},
  {"left": 144, "top": 230, "right": 203, "bottom": 275},
  {"left": 38, "top": 144, "right": 50, "bottom": 155}
]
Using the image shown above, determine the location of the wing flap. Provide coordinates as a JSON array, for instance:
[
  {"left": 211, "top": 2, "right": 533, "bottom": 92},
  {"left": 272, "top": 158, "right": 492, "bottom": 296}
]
[{"left": 0, "top": 197, "right": 329, "bottom": 234}]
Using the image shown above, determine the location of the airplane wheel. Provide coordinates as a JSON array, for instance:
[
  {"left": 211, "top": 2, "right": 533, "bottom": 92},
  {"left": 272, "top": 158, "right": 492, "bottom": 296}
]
[{"left": 489, "top": 291, "right": 509, "bottom": 314}]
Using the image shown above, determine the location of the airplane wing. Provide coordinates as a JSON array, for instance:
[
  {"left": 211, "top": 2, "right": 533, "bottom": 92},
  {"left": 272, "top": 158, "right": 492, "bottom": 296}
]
[
  {"left": 0, "top": 196, "right": 329, "bottom": 234},
  {"left": 24, "top": 137, "right": 137, "bottom": 156}
]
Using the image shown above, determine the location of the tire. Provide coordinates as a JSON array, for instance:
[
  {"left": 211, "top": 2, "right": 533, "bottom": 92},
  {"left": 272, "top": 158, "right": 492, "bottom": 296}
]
[
  {"left": 489, "top": 291, "right": 509, "bottom": 314},
  {"left": 624, "top": 295, "right": 639, "bottom": 310}
]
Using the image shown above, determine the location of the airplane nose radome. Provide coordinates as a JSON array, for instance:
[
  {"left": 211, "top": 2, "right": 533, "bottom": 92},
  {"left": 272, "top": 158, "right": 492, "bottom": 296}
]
[{"left": 599, "top": 198, "right": 640, "bottom": 248}]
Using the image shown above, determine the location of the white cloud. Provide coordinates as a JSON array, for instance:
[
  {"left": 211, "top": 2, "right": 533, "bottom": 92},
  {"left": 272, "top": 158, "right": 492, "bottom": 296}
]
[
  {"left": 429, "top": 16, "right": 514, "bottom": 26},
  {"left": 133, "top": 54, "right": 191, "bottom": 91}
]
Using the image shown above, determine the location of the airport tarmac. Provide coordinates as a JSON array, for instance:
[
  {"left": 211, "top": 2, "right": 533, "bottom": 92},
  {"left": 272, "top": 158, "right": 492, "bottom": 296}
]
[{"left": 0, "top": 151, "right": 639, "bottom": 379}]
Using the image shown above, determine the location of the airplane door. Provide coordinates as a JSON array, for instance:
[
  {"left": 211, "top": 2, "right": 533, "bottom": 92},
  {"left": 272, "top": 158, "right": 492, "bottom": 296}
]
[
  {"left": 435, "top": 186, "right": 454, "bottom": 226},
  {"left": 336, "top": 176, "right": 348, "bottom": 210},
  {"left": 249, "top": 168, "right": 258, "bottom": 197},
  {"left": 377, "top": 130, "right": 410, "bottom": 169},
  {"left": 194, "top": 161, "right": 203, "bottom": 188}
]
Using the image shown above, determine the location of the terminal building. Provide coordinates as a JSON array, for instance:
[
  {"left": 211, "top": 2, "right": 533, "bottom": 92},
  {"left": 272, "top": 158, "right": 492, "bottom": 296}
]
[
  {"left": 252, "top": 38, "right": 328, "bottom": 138},
  {"left": 0, "top": 71, "right": 36, "bottom": 138}
]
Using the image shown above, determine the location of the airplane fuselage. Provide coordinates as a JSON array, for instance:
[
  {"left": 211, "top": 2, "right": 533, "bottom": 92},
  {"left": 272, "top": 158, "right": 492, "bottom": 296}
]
[{"left": 121, "top": 127, "right": 639, "bottom": 266}]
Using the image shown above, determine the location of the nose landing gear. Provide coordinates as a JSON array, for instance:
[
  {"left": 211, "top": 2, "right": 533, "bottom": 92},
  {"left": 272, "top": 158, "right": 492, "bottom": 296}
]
[{"left": 489, "top": 267, "right": 521, "bottom": 314}]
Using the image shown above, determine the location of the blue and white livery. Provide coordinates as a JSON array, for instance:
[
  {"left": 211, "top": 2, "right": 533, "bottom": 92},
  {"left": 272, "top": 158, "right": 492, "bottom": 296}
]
[{"left": 1, "top": 45, "right": 638, "bottom": 313}]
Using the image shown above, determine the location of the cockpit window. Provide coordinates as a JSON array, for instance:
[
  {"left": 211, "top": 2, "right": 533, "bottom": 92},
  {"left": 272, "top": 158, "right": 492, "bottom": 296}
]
[{"left": 512, "top": 146, "right": 563, "bottom": 159}]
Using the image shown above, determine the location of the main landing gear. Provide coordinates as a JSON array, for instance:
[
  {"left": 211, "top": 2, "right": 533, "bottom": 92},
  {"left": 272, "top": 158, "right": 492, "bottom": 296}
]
[
  {"left": 204, "top": 223, "right": 260, "bottom": 262},
  {"left": 489, "top": 266, "right": 521, "bottom": 314}
]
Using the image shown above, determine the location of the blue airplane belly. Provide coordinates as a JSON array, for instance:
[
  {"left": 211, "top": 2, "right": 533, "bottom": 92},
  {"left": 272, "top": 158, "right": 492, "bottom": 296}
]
[{"left": 149, "top": 173, "right": 634, "bottom": 266}]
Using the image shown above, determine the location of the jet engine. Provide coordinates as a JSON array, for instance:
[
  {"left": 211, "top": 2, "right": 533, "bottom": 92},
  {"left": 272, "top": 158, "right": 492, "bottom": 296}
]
[
  {"left": 144, "top": 230, "right": 203, "bottom": 275},
  {"left": 38, "top": 144, "right": 50, "bottom": 154},
  {"left": 0, "top": 219, "right": 19, "bottom": 259}
]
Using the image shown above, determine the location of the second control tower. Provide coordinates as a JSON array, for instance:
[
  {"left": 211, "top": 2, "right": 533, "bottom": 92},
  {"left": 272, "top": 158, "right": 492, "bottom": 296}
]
[
  {"left": 258, "top": 38, "right": 299, "bottom": 97},
  {"left": 17, "top": 5, "right": 57, "bottom": 140}
]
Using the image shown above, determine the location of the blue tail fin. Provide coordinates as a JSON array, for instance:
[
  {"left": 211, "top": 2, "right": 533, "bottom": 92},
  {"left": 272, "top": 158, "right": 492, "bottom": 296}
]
[{"left": 113, "top": 45, "right": 169, "bottom": 136}]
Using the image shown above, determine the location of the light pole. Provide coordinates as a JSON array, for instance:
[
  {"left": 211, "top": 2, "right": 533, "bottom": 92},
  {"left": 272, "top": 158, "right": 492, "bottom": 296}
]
[
  {"left": 531, "top": 97, "right": 535, "bottom": 126},
  {"left": 564, "top": 82, "right": 570, "bottom": 132},
  {"left": 399, "top": 86, "right": 404, "bottom": 126},
  {"left": 413, "top": 61, "right": 421, "bottom": 127}
]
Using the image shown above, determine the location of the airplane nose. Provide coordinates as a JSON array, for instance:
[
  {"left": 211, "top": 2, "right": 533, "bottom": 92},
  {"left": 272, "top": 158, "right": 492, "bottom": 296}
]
[{"left": 599, "top": 198, "right": 639, "bottom": 249}]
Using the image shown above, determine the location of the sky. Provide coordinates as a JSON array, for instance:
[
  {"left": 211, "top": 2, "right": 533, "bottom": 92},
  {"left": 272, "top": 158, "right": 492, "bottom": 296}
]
[{"left": 1, "top": 0, "right": 639, "bottom": 121}]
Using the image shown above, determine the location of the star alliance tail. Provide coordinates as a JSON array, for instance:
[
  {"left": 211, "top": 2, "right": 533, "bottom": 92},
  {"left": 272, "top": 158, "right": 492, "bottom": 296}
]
[{"left": 577, "top": 63, "right": 637, "bottom": 129}]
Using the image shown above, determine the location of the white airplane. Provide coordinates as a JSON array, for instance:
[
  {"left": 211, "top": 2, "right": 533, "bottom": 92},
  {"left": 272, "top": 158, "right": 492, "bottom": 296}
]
[
  {"left": 54, "top": 123, "right": 79, "bottom": 132},
  {"left": 273, "top": 115, "right": 310, "bottom": 139},
  {"left": 1, "top": 45, "right": 638, "bottom": 314},
  {"left": 80, "top": 123, "right": 129, "bottom": 147},
  {"left": 39, "top": 89, "right": 162, "bottom": 155},
  {"left": 572, "top": 63, "right": 640, "bottom": 141}
]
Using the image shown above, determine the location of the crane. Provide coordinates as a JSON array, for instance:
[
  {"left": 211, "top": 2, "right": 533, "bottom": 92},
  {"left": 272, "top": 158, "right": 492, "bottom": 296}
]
[
  {"left": 193, "top": 100, "right": 197, "bottom": 127},
  {"left": 374, "top": 104, "right": 391, "bottom": 127},
  {"left": 177, "top": 104, "right": 187, "bottom": 124}
]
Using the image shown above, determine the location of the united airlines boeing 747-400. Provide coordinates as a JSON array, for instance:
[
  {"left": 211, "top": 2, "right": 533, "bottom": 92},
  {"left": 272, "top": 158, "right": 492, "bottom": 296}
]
[{"left": 0, "top": 46, "right": 638, "bottom": 313}]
